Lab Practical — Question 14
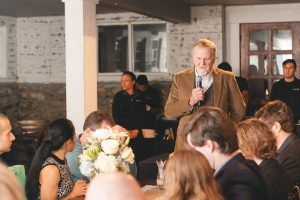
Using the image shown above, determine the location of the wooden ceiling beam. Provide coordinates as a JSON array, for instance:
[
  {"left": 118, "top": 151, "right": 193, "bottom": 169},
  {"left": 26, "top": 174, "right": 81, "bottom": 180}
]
[{"left": 98, "top": 0, "right": 191, "bottom": 23}]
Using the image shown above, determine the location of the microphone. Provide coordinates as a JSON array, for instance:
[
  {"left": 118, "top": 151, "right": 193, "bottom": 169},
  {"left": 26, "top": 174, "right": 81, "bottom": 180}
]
[
  {"left": 196, "top": 75, "right": 202, "bottom": 106},
  {"left": 196, "top": 75, "right": 202, "bottom": 88}
]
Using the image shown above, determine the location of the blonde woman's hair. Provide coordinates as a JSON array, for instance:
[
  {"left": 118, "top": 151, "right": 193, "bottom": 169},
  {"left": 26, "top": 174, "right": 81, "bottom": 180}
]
[
  {"left": 0, "top": 162, "right": 25, "bottom": 200},
  {"left": 164, "top": 150, "right": 224, "bottom": 200},
  {"left": 236, "top": 118, "right": 277, "bottom": 160}
]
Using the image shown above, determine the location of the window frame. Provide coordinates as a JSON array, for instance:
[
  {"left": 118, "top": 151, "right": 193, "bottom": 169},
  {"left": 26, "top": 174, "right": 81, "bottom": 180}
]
[
  {"left": 241, "top": 22, "right": 300, "bottom": 93},
  {"left": 97, "top": 21, "right": 169, "bottom": 82}
]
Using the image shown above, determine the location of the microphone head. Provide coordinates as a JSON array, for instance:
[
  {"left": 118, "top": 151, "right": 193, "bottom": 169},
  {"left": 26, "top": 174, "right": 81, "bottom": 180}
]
[{"left": 196, "top": 75, "right": 202, "bottom": 88}]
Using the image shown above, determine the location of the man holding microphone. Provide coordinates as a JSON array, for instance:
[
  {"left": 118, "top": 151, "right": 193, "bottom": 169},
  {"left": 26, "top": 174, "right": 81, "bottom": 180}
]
[{"left": 164, "top": 39, "right": 245, "bottom": 151}]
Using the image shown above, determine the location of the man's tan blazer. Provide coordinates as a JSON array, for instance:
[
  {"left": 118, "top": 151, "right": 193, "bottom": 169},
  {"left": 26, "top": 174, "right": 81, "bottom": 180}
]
[{"left": 164, "top": 66, "right": 246, "bottom": 151}]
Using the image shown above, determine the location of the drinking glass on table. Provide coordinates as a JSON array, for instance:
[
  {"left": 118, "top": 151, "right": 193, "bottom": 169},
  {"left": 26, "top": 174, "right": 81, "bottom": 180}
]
[{"left": 156, "top": 160, "right": 165, "bottom": 189}]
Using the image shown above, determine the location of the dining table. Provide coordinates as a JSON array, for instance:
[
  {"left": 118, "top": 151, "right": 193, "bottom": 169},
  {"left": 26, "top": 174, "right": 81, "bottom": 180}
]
[{"left": 142, "top": 185, "right": 165, "bottom": 200}]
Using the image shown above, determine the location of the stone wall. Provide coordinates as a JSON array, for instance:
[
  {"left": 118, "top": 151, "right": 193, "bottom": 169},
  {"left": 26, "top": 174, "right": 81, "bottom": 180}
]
[
  {"left": 0, "top": 81, "right": 171, "bottom": 122},
  {"left": 0, "top": 82, "right": 66, "bottom": 122}
]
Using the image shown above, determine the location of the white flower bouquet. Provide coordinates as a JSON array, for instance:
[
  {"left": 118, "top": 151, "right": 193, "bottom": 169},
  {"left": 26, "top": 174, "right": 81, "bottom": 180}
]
[{"left": 79, "top": 128, "right": 135, "bottom": 179}]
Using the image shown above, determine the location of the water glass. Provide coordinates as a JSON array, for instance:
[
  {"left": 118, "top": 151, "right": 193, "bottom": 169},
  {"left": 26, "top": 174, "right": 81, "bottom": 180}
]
[{"left": 156, "top": 160, "right": 165, "bottom": 189}]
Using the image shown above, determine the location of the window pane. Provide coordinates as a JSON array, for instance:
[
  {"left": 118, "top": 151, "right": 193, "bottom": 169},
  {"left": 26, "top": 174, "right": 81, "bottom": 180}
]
[
  {"left": 249, "top": 55, "right": 268, "bottom": 76},
  {"left": 272, "top": 54, "right": 293, "bottom": 75},
  {"left": 98, "top": 26, "right": 128, "bottom": 73},
  {"left": 133, "top": 24, "right": 167, "bottom": 72},
  {"left": 249, "top": 30, "right": 268, "bottom": 51},
  {"left": 273, "top": 30, "right": 292, "bottom": 50}
]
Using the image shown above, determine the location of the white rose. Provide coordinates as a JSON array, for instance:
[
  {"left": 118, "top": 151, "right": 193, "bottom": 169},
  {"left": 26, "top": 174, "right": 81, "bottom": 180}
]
[
  {"left": 93, "top": 128, "right": 111, "bottom": 140},
  {"left": 120, "top": 147, "right": 135, "bottom": 164},
  {"left": 79, "top": 152, "right": 90, "bottom": 161},
  {"left": 79, "top": 160, "right": 94, "bottom": 177},
  {"left": 94, "top": 152, "right": 117, "bottom": 173},
  {"left": 101, "top": 139, "right": 120, "bottom": 155}
]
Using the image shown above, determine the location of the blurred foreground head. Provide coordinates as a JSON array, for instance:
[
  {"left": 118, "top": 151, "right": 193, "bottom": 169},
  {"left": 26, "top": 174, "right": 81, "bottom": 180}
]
[
  {"left": 164, "top": 150, "right": 224, "bottom": 200},
  {"left": 86, "top": 172, "right": 145, "bottom": 200},
  {"left": 0, "top": 162, "right": 25, "bottom": 200}
]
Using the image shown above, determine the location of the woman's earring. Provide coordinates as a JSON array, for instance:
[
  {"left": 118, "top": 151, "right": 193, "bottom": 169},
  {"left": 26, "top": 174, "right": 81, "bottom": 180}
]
[{"left": 66, "top": 142, "right": 71, "bottom": 152}]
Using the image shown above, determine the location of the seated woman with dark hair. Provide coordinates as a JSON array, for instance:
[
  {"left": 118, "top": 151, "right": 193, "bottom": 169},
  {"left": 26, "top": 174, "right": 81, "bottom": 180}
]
[
  {"left": 236, "top": 118, "right": 291, "bottom": 200},
  {"left": 26, "top": 118, "right": 87, "bottom": 200},
  {"left": 164, "top": 150, "right": 224, "bottom": 200}
]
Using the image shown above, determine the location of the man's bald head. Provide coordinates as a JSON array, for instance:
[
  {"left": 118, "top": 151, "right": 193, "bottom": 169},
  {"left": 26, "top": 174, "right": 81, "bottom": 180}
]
[{"left": 86, "top": 173, "right": 145, "bottom": 200}]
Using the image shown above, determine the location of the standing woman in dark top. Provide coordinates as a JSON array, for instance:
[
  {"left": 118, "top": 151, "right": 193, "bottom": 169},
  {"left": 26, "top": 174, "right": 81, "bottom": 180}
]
[
  {"left": 26, "top": 118, "right": 87, "bottom": 200},
  {"left": 237, "top": 118, "right": 291, "bottom": 200},
  {"left": 112, "top": 71, "right": 147, "bottom": 162}
]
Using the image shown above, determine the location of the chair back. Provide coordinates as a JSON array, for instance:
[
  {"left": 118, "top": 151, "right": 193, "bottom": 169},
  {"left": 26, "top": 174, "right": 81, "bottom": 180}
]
[
  {"left": 8, "top": 165, "right": 26, "bottom": 188},
  {"left": 17, "top": 120, "right": 48, "bottom": 142}
]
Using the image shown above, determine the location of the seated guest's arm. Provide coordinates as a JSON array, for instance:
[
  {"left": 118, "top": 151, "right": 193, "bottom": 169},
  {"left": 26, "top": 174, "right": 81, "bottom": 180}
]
[
  {"left": 62, "top": 180, "right": 87, "bottom": 200},
  {"left": 112, "top": 125, "right": 138, "bottom": 139},
  {"left": 277, "top": 154, "right": 300, "bottom": 180},
  {"left": 39, "top": 165, "right": 61, "bottom": 200},
  {"left": 219, "top": 169, "right": 268, "bottom": 200},
  {"left": 40, "top": 165, "right": 86, "bottom": 200},
  {"left": 223, "top": 183, "right": 261, "bottom": 200}
]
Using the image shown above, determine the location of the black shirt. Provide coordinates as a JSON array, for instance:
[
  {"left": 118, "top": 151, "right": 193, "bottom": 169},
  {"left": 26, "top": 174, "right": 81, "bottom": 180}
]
[
  {"left": 276, "top": 134, "right": 300, "bottom": 186},
  {"left": 112, "top": 90, "right": 146, "bottom": 130},
  {"left": 138, "top": 86, "right": 161, "bottom": 129},
  {"left": 270, "top": 78, "right": 300, "bottom": 122},
  {"left": 215, "top": 153, "right": 268, "bottom": 200},
  {"left": 259, "top": 158, "right": 291, "bottom": 200},
  {"left": 236, "top": 76, "right": 249, "bottom": 92}
]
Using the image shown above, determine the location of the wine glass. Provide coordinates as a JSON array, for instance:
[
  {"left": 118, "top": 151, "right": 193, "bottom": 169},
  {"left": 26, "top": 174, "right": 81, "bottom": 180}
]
[{"left": 156, "top": 160, "right": 165, "bottom": 189}]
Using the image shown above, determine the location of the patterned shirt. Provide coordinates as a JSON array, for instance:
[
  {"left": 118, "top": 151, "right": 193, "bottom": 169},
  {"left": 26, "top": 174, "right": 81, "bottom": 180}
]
[{"left": 40, "top": 154, "right": 74, "bottom": 200}]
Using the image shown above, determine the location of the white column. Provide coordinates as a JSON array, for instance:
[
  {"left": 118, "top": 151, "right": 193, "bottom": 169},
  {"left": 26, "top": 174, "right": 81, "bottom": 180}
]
[
  {"left": 0, "top": 25, "right": 7, "bottom": 78},
  {"left": 62, "top": 0, "right": 99, "bottom": 134}
]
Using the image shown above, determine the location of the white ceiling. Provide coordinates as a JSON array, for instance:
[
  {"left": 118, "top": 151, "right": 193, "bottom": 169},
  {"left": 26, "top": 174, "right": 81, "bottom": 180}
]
[{"left": 0, "top": 0, "right": 299, "bottom": 23}]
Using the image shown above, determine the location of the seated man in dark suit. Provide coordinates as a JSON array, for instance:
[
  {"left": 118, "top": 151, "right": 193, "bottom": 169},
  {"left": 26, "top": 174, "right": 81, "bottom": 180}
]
[
  {"left": 185, "top": 106, "right": 268, "bottom": 200},
  {"left": 255, "top": 100, "right": 300, "bottom": 187}
]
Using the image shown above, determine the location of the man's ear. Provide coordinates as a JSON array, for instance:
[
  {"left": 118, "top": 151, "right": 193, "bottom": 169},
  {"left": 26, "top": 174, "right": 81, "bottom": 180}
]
[
  {"left": 186, "top": 133, "right": 195, "bottom": 148},
  {"left": 272, "top": 122, "right": 282, "bottom": 134},
  {"left": 205, "top": 139, "right": 215, "bottom": 153},
  {"left": 84, "top": 128, "right": 93, "bottom": 135},
  {"left": 85, "top": 128, "right": 92, "bottom": 132},
  {"left": 187, "top": 134, "right": 213, "bottom": 152},
  {"left": 187, "top": 134, "right": 204, "bottom": 152},
  {"left": 187, "top": 134, "right": 195, "bottom": 149}
]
